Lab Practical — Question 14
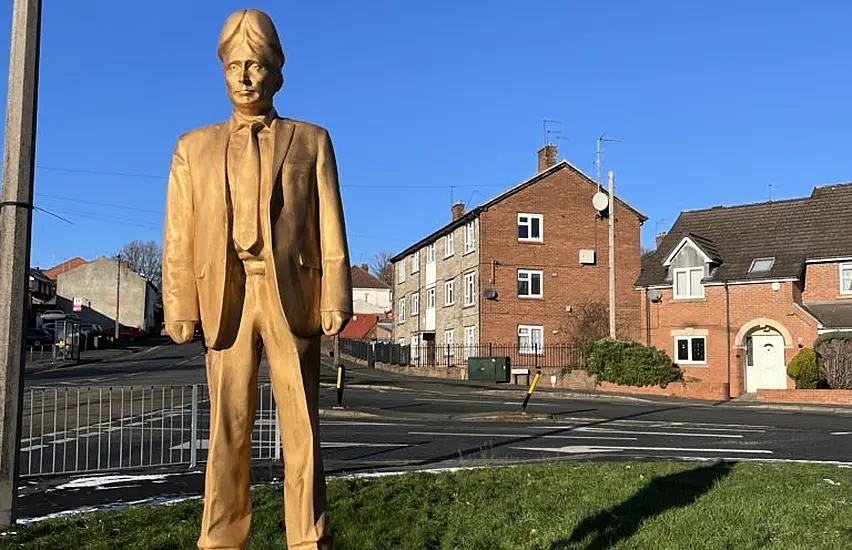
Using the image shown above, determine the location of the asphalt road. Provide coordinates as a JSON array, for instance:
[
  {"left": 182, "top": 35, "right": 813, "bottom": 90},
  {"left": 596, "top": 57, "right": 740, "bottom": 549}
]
[{"left": 16, "top": 341, "right": 852, "bottom": 521}]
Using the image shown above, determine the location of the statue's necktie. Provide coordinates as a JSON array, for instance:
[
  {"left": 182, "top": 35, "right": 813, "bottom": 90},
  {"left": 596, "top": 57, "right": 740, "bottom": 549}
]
[{"left": 234, "top": 121, "right": 264, "bottom": 251}]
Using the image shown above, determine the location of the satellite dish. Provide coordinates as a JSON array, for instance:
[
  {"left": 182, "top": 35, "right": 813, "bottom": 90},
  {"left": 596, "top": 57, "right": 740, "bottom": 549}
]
[
  {"left": 592, "top": 192, "right": 609, "bottom": 212},
  {"left": 648, "top": 289, "right": 663, "bottom": 303},
  {"left": 483, "top": 288, "right": 498, "bottom": 300}
]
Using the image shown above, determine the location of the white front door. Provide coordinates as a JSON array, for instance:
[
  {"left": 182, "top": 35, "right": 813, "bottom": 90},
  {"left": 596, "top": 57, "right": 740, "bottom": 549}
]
[{"left": 746, "top": 333, "right": 786, "bottom": 392}]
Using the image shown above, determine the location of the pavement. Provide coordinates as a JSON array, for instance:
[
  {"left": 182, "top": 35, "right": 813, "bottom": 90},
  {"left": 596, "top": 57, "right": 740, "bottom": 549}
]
[{"left": 15, "top": 344, "right": 852, "bottom": 522}]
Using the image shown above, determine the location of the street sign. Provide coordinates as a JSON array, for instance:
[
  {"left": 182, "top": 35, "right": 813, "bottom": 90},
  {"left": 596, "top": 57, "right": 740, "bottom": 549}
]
[{"left": 72, "top": 297, "right": 84, "bottom": 312}]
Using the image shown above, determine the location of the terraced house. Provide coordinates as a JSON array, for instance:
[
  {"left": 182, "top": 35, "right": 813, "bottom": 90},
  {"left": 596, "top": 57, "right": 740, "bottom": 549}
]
[
  {"left": 637, "top": 183, "right": 852, "bottom": 400},
  {"left": 391, "top": 146, "right": 646, "bottom": 363}
]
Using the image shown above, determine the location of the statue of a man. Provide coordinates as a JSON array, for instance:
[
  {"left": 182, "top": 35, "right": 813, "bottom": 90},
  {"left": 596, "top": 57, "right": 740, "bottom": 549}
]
[{"left": 162, "top": 9, "right": 351, "bottom": 550}]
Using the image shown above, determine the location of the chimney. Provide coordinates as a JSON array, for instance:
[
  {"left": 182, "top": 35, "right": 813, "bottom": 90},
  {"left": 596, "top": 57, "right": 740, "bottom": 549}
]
[
  {"left": 537, "top": 144, "right": 558, "bottom": 172},
  {"left": 451, "top": 202, "right": 465, "bottom": 221},
  {"left": 655, "top": 232, "right": 667, "bottom": 249},
  {"left": 360, "top": 264, "right": 369, "bottom": 272}
]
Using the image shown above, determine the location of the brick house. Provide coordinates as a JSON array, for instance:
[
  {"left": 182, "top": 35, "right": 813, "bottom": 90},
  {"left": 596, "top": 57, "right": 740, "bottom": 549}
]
[
  {"left": 391, "top": 146, "right": 646, "bottom": 363},
  {"left": 636, "top": 183, "right": 852, "bottom": 400},
  {"left": 351, "top": 264, "right": 392, "bottom": 314}
]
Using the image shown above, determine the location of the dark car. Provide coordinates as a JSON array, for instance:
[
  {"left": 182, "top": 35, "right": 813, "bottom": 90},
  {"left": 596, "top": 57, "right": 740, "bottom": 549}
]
[{"left": 26, "top": 328, "right": 53, "bottom": 347}]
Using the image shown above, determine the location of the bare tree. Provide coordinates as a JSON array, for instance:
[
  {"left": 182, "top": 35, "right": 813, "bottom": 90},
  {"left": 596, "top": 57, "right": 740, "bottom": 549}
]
[
  {"left": 121, "top": 240, "right": 162, "bottom": 291},
  {"left": 370, "top": 250, "right": 394, "bottom": 287},
  {"left": 561, "top": 301, "right": 611, "bottom": 348}
]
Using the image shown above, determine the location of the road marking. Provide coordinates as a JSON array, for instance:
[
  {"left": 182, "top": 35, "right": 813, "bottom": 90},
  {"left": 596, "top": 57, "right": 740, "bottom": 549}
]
[
  {"left": 321, "top": 442, "right": 411, "bottom": 449},
  {"left": 831, "top": 431, "right": 852, "bottom": 436},
  {"left": 408, "top": 431, "right": 637, "bottom": 441},
  {"left": 575, "top": 427, "right": 743, "bottom": 439},
  {"left": 415, "top": 398, "right": 519, "bottom": 405},
  {"left": 672, "top": 455, "right": 852, "bottom": 467},
  {"left": 540, "top": 417, "right": 770, "bottom": 431},
  {"left": 322, "top": 421, "right": 425, "bottom": 427},
  {"left": 512, "top": 445, "right": 773, "bottom": 455}
]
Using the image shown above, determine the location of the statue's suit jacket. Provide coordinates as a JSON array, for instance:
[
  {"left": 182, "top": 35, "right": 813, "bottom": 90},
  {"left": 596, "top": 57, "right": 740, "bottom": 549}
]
[{"left": 162, "top": 117, "right": 353, "bottom": 350}]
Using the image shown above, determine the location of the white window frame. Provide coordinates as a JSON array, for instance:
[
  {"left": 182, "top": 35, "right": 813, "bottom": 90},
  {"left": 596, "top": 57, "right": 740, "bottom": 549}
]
[
  {"left": 410, "top": 293, "right": 419, "bottom": 315},
  {"left": 518, "top": 325, "right": 544, "bottom": 355},
  {"left": 672, "top": 267, "right": 704, "bottom": 299},
  {"left": 426, "top": 286, "right": 436, "bottom": 309},
  {"left": 445, "top": 233, "right": 454, "bottom": 258},
  {"left": 517, "top": 269, "right": 543, "bottom": 298},
  {"left": 518, "top": 213, "right": 543, "bottom": 242},
  {"left": 444, "top": 329, "right": 455, "bottom": 355},
  {"left": 397, "top": 298, "right": 406, "bottom": 323},
  {"left": 674, "top": 336, "right": 707, "bottom": 365},
  {"left": 411, "top": 334, "right": 420, "bottom": 359},
  {"left": 464, "top": 221, "right": 475, "bottom": 254},
  {"left": 464, "top": 271, "right": 476, "bottom": 306},
  {"left": 464, "top": 326, "right": 476, "bottom": 358},
  {"left": 397, "top": 262, "right": 405, "bottom": 283},
  {"left": 444, "top": 279, "right": 455, "bottom": 306},
  {"left": 410, "top": 252, "right": 419, "bottom": 273},
  {"left": 841, "top": 263, "right": 852, "bottom": 295},
  {"left": 426, "top": 243, "right": 436, "bottom": 264}
]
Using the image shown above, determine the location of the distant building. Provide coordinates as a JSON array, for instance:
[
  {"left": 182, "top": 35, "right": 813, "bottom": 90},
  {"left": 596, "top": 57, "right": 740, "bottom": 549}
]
[
  {"left": 54, "top": 257, "right": 157, "bottom": 333},
  {"left": 27, "top": 267, "right": 56, "bottom": 326},
  {"left": 351, "top": 264, "right": 392, "bottom": 314}
]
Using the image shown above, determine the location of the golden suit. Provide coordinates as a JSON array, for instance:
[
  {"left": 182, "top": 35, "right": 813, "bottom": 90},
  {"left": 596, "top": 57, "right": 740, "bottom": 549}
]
[{"left": 162, "top": 111, "right": 352, "bottom": 550}]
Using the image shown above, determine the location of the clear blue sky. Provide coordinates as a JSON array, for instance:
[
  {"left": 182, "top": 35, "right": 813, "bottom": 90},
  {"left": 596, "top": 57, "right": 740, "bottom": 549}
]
[{"left": 1, "top": 1, "right": 851, "bottom": 270}]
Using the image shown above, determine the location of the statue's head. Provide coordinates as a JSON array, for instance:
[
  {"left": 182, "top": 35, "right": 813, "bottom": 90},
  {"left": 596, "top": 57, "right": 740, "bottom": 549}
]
[{"left": 218, "top": 9, "right": 285, "bottom": 115}]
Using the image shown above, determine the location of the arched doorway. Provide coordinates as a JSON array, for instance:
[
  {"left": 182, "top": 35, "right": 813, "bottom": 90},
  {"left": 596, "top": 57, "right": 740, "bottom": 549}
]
[{"left": 744, "top": 326, "right": 787, "bottom": 392}]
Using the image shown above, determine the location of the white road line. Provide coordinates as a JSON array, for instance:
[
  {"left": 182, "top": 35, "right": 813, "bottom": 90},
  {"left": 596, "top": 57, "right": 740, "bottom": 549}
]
[
  {"left": 671, "top": 455, "right": 852, "bottom": 467},
  {"left": 415, "top": 398, "right": 518, "bottom": 405},
  {"left": 541, "top": 417, "right": 771, "bottom": 431},
  {"left": 575, "top": 427, "right": 743, "bottom": 439},
  {"left": 513, "top": 445, "right": 773, "bottom": 455},
  {"left": 831, "top": 431, "right": 852, "bottom": 436},
  {"left": 321, "top": 421, "right": 425, "bottom": 427},
  {"left": 408, "top": 431, "right": 637, "bottom": 441},
  {"left": 321, "top": 442, "right": 411, "bottom": 449}
]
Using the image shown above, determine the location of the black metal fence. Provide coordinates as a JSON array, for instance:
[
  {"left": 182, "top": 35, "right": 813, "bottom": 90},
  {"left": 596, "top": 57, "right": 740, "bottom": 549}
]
[{"left": 340, "top": 338, "right": 585, "bottom": 369}]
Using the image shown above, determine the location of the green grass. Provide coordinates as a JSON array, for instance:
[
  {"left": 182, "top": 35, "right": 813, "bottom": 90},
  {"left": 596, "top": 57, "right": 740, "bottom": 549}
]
[{"left": 5, "top": 461, "right": 852, "bottom": 549}]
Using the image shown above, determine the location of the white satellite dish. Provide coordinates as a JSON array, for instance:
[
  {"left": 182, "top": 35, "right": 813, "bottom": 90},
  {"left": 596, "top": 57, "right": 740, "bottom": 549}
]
[{"left": 592, "top": 192, "right": 609, "bottom": 212}]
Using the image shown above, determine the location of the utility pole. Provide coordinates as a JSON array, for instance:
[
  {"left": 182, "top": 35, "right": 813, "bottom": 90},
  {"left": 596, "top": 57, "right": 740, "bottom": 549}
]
[
  {"left": 115, "top": 253, "right": 121, "bottom": 340},
  {"left": 0, "top": 0, "right": 41, "bottom": 526},
  {"left": 608, "top": 171, "right": 616, "bottom": 339}
]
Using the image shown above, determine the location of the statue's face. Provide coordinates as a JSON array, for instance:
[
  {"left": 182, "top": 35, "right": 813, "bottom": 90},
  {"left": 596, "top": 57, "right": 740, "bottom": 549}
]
[{"left": 223, "top": 48, "right": 281, "bottom": 115}]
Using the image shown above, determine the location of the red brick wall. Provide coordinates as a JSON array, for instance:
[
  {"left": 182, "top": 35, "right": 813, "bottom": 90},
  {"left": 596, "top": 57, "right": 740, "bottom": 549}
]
[
  {"left": 479, "top": 166, "right": 643, "bottom": 345},
  {"left": 757, "top": 389, "right": 852, "bottom": 405},
  {"left": 802, "top": 262, "right": 852, "bottom": 302},
  {"left": 641, "top": 281, "right": 820, "bottom": 399}
]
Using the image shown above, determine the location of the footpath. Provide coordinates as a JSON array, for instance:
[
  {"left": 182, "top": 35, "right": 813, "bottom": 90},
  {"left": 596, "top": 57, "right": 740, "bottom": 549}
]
[{"left": 24, "top": 337, "right": 169, "bottom": 376}]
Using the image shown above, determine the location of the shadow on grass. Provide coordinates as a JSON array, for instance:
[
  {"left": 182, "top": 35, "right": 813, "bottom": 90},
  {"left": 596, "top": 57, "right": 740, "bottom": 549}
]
[{"left": 551, "top": 462, "right": 732, "bottom": 550}]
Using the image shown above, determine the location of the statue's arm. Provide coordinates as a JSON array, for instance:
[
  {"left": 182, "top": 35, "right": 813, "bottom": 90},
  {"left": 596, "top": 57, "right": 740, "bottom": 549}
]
[
  {"left": 316, "top": 128, "right": 353, "bottom": 334},
  {"left": 162, "top": 137, "right": 200, "bottom": 342}
]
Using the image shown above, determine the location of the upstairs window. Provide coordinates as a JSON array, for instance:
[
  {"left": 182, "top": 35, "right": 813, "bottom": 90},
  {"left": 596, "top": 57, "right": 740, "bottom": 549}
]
[
  {"left": 397, "top": 262, "right": 405, "bottom": 283},
  {"left": 673, "top": 267, "right": 704, "bottom": 299},
  {"left": 426, "top": 286, "right": 436, "bottom": 309},
  {"left": 748, "top": 257, "right": 774, "bottom": 274},
  {"left": 464, "top": 271, "right": 476, "bottom": 306},
  {"left": 518, "top": 214, "right": 543, "bottom": 242},
  {"left": 410, "top": 293, "right": 419, "bottom": 315},
  {"left": 464, "top": 221, "right": 476, "bottom": 253},
  {"left": 397, "top": 298, "right": 406, "bottom": 323},
  {"left": 445, "top": 233, "right": 454, "bottom": 257},
  {"left": 842, "top": 263, "right": 852, "bottom": 295},
  {"left": 410, "top": 252, "right": 420, "bottom": 273},
  {"left": 517, "top": 270, "right": 543, "bottom": 298},
  {"left": 426, "top": 243, "right": 436, "bottom": 264}
]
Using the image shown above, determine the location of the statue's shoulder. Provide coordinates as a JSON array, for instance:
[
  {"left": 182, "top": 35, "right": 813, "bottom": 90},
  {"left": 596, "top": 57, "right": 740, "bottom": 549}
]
[
  {"left": 176, "top": 122, "right": 227, "bottom": 148},
  {"left": 279, "top": 117, "right": 329, "bottom": 137}
]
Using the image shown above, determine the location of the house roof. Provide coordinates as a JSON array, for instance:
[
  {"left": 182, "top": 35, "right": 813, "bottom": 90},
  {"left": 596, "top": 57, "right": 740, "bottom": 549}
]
[
  {"left": 42, "top": 257, "right": 87, "bottom": 280},
  {"left": 339, "top": 314, "right": 379, "bottom": 340},
  {"left": 636, "top": 183, "right": 852, "bottom": 287},
  {"left": 801, "top": 302, "right": 852, "bottom": 329},
  {"left": 351, "top": 265, "right": 390, "bottom": 289},
  {"left": 390, "top": 160, "right": 647, "bottom": 263}
]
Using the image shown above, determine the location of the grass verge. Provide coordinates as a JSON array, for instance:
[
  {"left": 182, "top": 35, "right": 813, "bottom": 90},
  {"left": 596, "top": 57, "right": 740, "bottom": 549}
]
[{"left": 5, "top": 461, "right": 852, "bottom": 549}]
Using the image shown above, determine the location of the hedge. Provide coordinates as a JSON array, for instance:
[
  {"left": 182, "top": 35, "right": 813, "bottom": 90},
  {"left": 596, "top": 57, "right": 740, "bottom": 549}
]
[
  {"left": 585, "top": 339, "right": 682, "bottom": 388},
  {"left": 786, "top": 348, "right": 824, "bottom": 389},
  {"left": 814, "top": 332, "right": 852, "bottom": 390}
]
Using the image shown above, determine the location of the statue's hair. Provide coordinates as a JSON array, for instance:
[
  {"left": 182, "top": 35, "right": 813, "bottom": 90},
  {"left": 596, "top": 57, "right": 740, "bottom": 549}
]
[{"left": 217, "top": 9, "right": 285, "bottom": 70}]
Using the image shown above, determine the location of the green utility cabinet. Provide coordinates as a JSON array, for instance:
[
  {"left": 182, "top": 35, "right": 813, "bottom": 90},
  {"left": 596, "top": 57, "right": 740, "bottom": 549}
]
[{"left": 467, "top": 356, "right": 511, "bottom": 383}]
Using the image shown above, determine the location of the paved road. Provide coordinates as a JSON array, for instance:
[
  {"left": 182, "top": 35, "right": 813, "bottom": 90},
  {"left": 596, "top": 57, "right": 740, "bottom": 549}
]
[{"left": 16, "top": 344, "right": 852, "bottom": 521}]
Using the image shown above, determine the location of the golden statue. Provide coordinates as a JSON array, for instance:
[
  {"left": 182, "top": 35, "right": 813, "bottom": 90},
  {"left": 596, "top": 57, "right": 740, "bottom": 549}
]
[{"left": 162, "top": 9, "right": 351, "bottom": 550}]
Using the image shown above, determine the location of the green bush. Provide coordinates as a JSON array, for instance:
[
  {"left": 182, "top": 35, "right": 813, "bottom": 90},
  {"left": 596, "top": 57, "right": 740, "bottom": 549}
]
[
  {"left": 585, "top": 339, "right": 682, "bottom": 388},
  {"left": 814, "top": 332, "right": 852, "bottom": 389},
  {"left": 786, "top": 348, "right": 824, "bottom": 389}
]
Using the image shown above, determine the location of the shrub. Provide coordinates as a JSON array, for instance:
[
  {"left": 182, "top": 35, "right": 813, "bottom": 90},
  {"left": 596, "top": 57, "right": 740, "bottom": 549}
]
[
  {"left": 585, "top": 339, "right": 682, "bottom": 388},
  {"left": 786, "top": 348, "right": 824, "bottom": 389},
  {"left": 814, "top": 332, "right": 852, "bottom": 389}
]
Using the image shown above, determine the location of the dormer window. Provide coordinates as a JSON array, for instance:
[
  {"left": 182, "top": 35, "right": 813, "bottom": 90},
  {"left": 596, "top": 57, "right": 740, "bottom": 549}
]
[{"left": 748, "top": 257, "right": 775, "bottom": 274}]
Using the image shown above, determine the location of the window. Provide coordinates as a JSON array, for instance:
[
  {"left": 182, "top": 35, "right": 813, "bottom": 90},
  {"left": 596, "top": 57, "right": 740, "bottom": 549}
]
[
  {"left": 518, "top": 325, "right": 544, "bottom": 355},
  {"left": 444, "top": 279, "right": 455, "bottom": 306},
  {"left": 464, "top": 326, "right": 476, "bottom": 358},
  {"left": 673, "top": 267, "right": 704, "bottom": 299},
  {"left": 518, "top": 214, "right": 543, "bottom": 242},
  {"left": 464, "top": 271, "right": 476, "bottom": 306},
  {"left": 410, "top": 252, "right": 420, "bottom": 273},
  {"left": 397, "top": 262, "right": 405, "bottom": 283},
  {"left": 674, "top": 336, "right": 706, "bottom": 364},
  {"left": 397, "top": 298, "right": 406, "bottom": 323},
  {"left": 410, "top": 293, "right": 419, "bottom": 315},
  {"left": 426, "top": 286, "right": 436, "bottom": 309},
  {"left": 411, "top": 334, "right": 420, "bottom": 359},
  {"left": 748, "top": 257, "right": 774, "bottom": 274},
  {"left": 445, "top": 233, "right": 454, "bottom": 257},
  {"left": 842, "top": 263, "right": 852, "bottom": 294},
  {"left": 426, "top": 243, "right": 436, "bottom": 264},
  {"left": 517, "top": 270, "right": 543, "bottom": 298},
  {"left": 444, "top": 329, "right": 455, "bottom": 355},
  {"left": 398, "top": 338, "right": 405, "bottom": 346},
  {"left": 464, "top": 221, "right": 475, "bottom": 253}
]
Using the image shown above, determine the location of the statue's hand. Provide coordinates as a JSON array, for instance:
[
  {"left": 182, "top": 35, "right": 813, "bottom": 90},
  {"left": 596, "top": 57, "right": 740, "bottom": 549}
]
[
  {"left": 321, "top": 311, "right": 351, "bottom": 336},
  {"left": 167, "top": 321, "right": 196, "bottom": 344}
]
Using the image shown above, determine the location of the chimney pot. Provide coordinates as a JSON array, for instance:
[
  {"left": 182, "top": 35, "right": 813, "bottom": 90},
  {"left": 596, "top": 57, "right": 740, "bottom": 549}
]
[
  {"left": 451, "top": 202, "right": 465, "bottom": 221},
  {"left": 655, "top": 232, "right": 667, "bottom": 249},
  {"left": 537, "top": 144, "right": 558, "bottom": 172}
]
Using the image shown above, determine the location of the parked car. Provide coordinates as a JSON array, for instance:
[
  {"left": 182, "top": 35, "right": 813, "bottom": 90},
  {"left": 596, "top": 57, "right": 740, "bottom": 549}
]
[
  {"left": 108, "top": 326, "right": 144, "bottom": 341},
  {"left": 25, "top": 328, "right": 53, "bottom": 347}
]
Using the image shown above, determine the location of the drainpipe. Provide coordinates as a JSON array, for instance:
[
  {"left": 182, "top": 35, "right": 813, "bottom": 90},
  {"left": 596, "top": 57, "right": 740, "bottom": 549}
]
[
  {"left": 645, "top": 288, "right": 651, "bottom": 346},
  {"left": 725, "top": 281, "right": 732, "bottom": 399}
]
